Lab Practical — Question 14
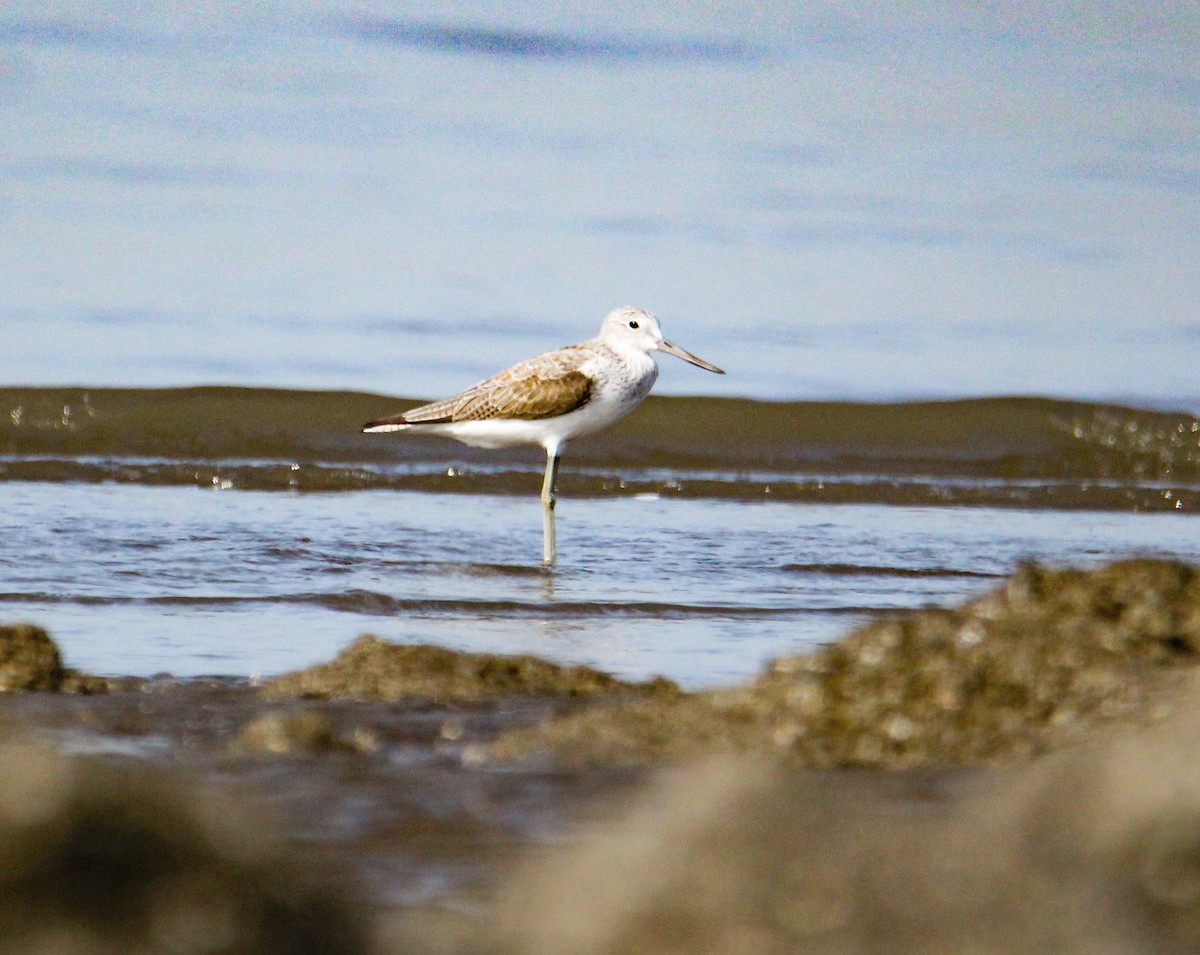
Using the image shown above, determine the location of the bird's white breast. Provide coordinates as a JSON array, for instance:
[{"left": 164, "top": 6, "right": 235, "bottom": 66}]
[{"left": 577, "top": 346, "right": 658, "bottom": 422}]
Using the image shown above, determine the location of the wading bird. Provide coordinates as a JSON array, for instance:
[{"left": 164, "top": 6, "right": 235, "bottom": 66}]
[{"left": 363, "top": 306, "right": 724, "bottom": 565}]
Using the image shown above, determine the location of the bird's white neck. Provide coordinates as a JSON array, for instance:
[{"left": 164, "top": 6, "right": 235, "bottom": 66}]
[{"left": 596, "top": 335, "right": 658, "bottom": 373}]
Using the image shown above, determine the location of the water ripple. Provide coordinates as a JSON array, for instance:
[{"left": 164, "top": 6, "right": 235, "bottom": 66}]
[{"left": 343, "top": 17, "right": 758, "bottom": 64}]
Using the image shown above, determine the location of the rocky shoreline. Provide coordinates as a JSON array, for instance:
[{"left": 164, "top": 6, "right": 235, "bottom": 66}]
[{"left": 4, "top": 559, "right": 1200, "bottom": 953}]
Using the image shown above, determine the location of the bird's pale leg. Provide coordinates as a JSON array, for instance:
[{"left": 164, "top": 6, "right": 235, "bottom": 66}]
[{"left": 540, "top": 447, "right": 561, "bottom": 566}]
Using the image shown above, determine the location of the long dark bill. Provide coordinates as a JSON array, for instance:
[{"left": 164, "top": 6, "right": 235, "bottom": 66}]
[{"left": 658, "top": 340, "right": 725, "bottom": 374}]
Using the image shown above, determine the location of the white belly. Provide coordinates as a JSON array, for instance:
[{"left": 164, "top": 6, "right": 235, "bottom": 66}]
[
  {"left": 428, "top": 356, "right": 657, "bottom": 451},
  {"left": 394, "top": 346, "right": 659, "bottom": 452}
]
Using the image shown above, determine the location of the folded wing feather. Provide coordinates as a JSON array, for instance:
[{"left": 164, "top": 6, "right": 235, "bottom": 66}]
[{"left": 363, "top": 348, "right": 594, "bottom": 430}]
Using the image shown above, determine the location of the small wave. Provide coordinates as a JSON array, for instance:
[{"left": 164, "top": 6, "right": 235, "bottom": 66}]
[
  {"left": 429, "top": 561, "right": 551, "bottom": 579},
  {"left": 344, "top": 17, "right": 756, "bottom": 63},
  {"left": 0, "top": 17, "right": 150, "bottom": 50},
  {"left": 292, "top": 590, "right": 821, "bottom": 618},
  {"left": 312, "top": 591, "right": 830, "bottom": 618},
  {"left": 781, "top": 563, "right": 1003, "bottom": 579},
  {"left": 0, "top": 589, "right": 871, "bottom": 619}
]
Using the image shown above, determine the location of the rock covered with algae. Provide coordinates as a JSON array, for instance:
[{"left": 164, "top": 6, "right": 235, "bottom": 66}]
[
  {"left": 264, "top": 634, "right": 681, "bottom": 703},
  {"left": 493, "top": 559, "right": 1200, "bottom": 768},
  {"left": 0, "top": 623, "right": 62, "bottom": 692},
  {"left": 0, "top": 623, "right": 112, "bottom": 694}
]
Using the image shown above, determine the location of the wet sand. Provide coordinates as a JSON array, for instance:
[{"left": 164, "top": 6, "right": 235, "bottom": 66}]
[
  {"left": 4, "top": 559, "right": 1200, "bottom": 953},
  {"left": 4, "top": 388, "right": 1198, "bottom": 510}
]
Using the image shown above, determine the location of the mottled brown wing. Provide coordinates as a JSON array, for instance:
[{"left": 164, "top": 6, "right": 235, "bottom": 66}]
[
  {"left": 449, "top": 370, "right": 592, "bottom": 421},
  {"left": 397, "top": 348, "right": 594, "bottom": 424}
]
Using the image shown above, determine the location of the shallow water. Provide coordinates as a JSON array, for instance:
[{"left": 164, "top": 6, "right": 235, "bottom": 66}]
[
  {"left": 2, "top": 4, "right": 1199, "bottom": 690},
  {"left": 6, "top": 480, "right": 1200, "bottom": 687}
]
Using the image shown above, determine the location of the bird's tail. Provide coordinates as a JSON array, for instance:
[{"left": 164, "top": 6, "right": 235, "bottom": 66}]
[{"left": 362, "top": 414, "right": 412, "bottom": 433}]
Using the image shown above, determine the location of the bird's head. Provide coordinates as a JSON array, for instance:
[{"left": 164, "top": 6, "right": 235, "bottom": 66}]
[{"left": 598, "top": 306, "right": 724, "bottom": 373}]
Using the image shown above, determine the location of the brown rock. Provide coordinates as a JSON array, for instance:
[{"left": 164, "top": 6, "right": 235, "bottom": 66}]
[
  {"left": 494, "top": 560, "right": 1200, "bottom": 768},
  {"left": 264, "top": 634, "right": 680, "bottom": 703},
  {"left": 0, "top": 623, "right": 64, "bottom": 692}
]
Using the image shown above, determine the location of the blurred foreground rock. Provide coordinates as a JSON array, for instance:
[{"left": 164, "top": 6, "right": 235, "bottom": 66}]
[
  {"left": 0, "top": 743, "right": 368, "bottom": 955},
  {"left": 481, "top": 670, "right": 1200, "bottom": 955},
  {"left": 232, "top": 708, "right": 378, "bottom": 756}
]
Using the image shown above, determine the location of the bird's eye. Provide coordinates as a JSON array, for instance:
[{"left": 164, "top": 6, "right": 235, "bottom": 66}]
[{"left": 628, "top": 321, "right": 639, "bottom": 329}]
